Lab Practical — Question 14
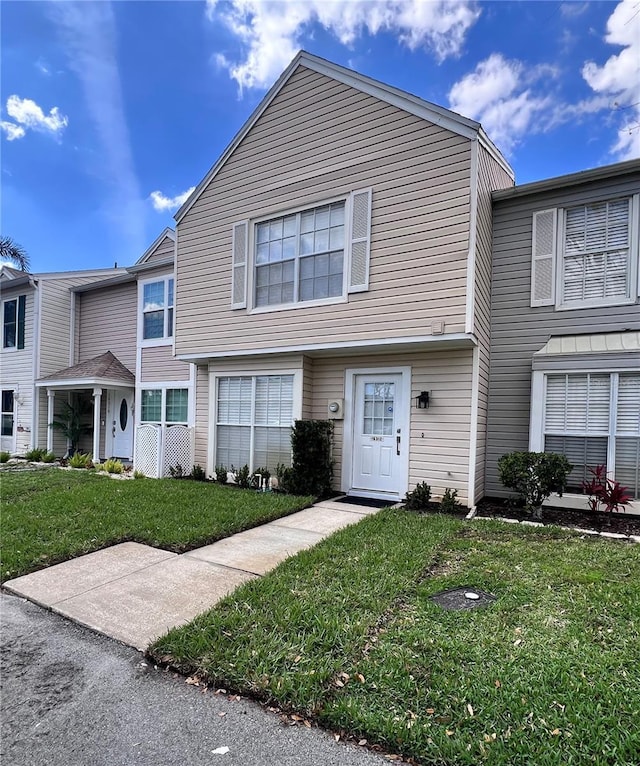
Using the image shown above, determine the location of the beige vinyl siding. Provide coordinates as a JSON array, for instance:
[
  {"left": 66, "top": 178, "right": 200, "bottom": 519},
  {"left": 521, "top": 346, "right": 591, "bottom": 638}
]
[
  {"left": 472, "top": 146, "right": 514, "bottom": 501},
  {"left": 39, "top": 276, "right": 103, "bottom": 376},
  {"left": 140, "top": 346, "right": 190, "bottom": 382},
  {"left": 144, "top": 234, "right": 174, "bottom": 264},
  {"left": 0, "top": 286, "right": 35, "bottom": 454},
  {"left": 138, "top": 264, "right": 175, "bottom": 282},
  {"left": 176, "top": 65, "right": 473, "bottom": 357},
  {"left": 302, "top": 355, "right": 313, "bottom": 419},
  {"left": 486, "top": 168, "right": 640, "bottom": 496},
  {"left": 77, "top": 282, "right": 137, "bottom": 373},
  {"left": 193, "top": 365, "right": 209, "bottom": 468}
]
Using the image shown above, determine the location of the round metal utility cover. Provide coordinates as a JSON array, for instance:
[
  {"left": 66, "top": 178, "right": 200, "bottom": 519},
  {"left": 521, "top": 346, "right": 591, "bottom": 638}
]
[{"left": 430, "top": 587, "right": 496, "bottom": 610}]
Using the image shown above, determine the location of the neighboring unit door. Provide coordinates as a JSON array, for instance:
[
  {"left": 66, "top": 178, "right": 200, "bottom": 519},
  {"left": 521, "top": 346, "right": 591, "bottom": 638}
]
[
  {"left": 352, "top": 374, "right": 404, "bottom": 495},
  {"left": 1, "top": 389, "right": 15, "bottom": 454},
  {"left": 108, "top": 390, "right": 134, "bottom": 459}
]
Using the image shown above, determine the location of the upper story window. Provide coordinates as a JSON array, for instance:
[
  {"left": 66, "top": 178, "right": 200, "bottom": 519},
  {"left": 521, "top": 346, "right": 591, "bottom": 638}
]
[
  {"left": 2, "top": 295, "right": 26, "bottom": 350},
  {"left": 230, "top": 189, "right": 372, "bottom": 312},
  {"left": 530, "top": 195, "right": 639, "bottom": 310},
  {"left": 562, "top": 199, "right": 631, "bottom": 306},
  {"left": 255, "top": 202, "right": 345, "bottom": 308},
  {"left": 141, "top": 278, "right": 174, "bottom": 341}
]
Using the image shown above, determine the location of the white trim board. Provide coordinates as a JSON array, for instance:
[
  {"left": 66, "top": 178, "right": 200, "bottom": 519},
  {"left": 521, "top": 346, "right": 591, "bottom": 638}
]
[{"left": 178, "top": 332, "right": 477, "bottom": 363}]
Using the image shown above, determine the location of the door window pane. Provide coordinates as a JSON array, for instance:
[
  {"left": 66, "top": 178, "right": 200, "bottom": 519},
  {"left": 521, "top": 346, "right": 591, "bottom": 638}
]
[{"left": 362, "top": 382, "right": 394, "bottom": 435}]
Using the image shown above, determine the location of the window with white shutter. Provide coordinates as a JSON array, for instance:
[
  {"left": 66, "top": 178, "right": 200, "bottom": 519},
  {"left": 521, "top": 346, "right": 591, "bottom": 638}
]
[
  {"left": 559, "top": 197, "right": 634, "bottom": 308},
  {"left": 233, "top": 190, "right": 372, "bottom": 312},
  {"left": 531, "top": 209, "right": 557, "bottom": 307},
  {"left": 216, "top": 374, "right": 294, "bottom": 472},
  {"left": 543, "top": 371, "right": 639, "bottom": 497}
]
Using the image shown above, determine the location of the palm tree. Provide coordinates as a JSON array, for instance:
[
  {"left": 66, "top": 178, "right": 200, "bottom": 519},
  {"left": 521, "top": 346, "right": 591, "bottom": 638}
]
[{"left": 0, "top": 236, "right": 30, "bottom": 272}]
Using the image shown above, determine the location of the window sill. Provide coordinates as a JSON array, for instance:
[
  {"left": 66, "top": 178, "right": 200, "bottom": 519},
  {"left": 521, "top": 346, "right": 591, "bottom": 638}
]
[
  {"left": 555, "top": 296, "right": 637, "bottom": 311},
  {"left": 140, "top": 338, "right": 173, "bottom": 348},
  {"left": 248, "top": 294, "right": 347, "bottom": 315}
]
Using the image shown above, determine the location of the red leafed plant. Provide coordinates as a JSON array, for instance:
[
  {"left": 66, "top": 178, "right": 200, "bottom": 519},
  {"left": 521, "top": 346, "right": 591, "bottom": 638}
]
[{"left": 582, "top": 464, "right": 632, "bottom": 513}]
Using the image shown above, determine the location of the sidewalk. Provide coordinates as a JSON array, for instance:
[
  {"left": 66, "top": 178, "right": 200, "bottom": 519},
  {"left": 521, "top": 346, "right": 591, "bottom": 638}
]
[{"left": 4, "top": 499, "right": 382, "bottom": 650}]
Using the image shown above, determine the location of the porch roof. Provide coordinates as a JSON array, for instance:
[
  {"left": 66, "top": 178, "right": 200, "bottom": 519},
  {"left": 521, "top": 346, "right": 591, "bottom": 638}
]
[{"left": 36, "top": 351, "right": 135, "bottom": 390}]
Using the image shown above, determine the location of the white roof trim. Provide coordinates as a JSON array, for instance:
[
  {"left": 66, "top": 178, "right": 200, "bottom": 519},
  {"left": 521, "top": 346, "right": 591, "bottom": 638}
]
[
  {"left": 127, "top": 256, "right": 174, "bottom": 275},
  {"left": 534, "top": 331, "right": 640, "bottom": 356},
  {"left": 132, "top": 227, "right": 176, "bottom": 268},
  {"left": 36, "top": 377, "right": 135, "bottom": 390},
  {"left": 175, "top": 51, "right": 512, "bottom": 223}
]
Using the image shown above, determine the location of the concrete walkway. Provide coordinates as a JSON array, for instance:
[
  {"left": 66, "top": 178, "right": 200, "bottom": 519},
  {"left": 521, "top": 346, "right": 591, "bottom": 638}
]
[{"left": 4, "top": 499, "right": 381, "bottom": 651}]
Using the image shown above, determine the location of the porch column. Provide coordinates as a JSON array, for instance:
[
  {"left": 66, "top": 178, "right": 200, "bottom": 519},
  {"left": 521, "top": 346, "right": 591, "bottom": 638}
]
[
  {"left": 46, "top": 389, "right": 55, "bottom": 453},
  {"left": 92, "top": 388, "right": 102, "bottom": 462}
]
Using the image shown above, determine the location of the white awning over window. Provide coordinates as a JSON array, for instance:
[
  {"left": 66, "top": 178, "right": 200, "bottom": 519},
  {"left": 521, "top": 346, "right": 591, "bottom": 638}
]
[{"left": 532, "top": 331, "right": 640, "bottom": 371}]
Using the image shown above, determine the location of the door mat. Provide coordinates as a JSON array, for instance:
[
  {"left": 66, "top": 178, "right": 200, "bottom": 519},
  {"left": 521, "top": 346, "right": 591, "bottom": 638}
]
[{"left": 335, "top": 496, "right": 399, "bottom": 509}]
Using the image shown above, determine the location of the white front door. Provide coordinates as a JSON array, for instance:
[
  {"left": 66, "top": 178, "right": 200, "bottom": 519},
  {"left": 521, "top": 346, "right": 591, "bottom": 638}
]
[
  {"left": 107, "top": 390, "right": 134, "bottom": 459},
  {"left": 351, "top": 373, "right": 405, "bottom": 496}
]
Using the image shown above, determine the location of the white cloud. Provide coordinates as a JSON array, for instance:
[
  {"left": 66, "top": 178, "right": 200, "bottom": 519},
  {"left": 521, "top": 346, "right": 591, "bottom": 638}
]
[
  {"left": 448, "top": 54, "right": 552, "bottom": 154},
  {"left": 1, "top": 96, "right": 68, "bottom": 141},
  {"left": 207, "top": 0, "right": 480, "bottom": 91},
  {"left": 49, "top": 1, "right": 147, "bottom": 257},
  {"left": 581, "top": 0, "right": 640, "bottom": 160},
  {"left": 149, "top": 187, "right": 196, "bottom": 212},
  {"left": 0, "top": 120, "right": 26, "bottom": 141}
]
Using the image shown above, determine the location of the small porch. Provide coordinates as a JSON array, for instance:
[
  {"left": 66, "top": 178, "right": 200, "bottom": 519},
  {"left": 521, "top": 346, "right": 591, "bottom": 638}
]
[{"left": 36, "top": 351, "right": 135, "bottom": 461}]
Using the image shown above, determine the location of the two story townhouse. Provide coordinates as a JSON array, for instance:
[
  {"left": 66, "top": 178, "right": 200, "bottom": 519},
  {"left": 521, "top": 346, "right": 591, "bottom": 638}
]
[
  {"left": 173, "top": 51, "right": 514, "bottom": 506},
  {"left": 486, "top": 159, "right": 640, "bottom": 506},
  {"left": 34, "top": 228, "right": 193, "bottom": 465},
  {"left": 0, "top": 264, "right": 124, "bottom": 455}
]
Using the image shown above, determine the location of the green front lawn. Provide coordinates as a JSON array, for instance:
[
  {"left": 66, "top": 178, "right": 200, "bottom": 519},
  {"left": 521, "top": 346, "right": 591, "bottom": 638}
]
[
  {"left": 0, "top": 467, "right": 312, "bottom": 581},
  {"left": 151, "top": 510, "right": 640, "bottom": 765}
]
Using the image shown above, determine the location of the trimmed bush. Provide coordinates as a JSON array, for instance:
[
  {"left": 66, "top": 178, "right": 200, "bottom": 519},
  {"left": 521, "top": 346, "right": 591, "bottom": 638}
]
[
  {"left": 103, "top": 458, "right": 124, "bottom": 474},
  {"left": 0, "top": 451, "right": 10, "bottom": 463},
  {"left": 498, "top": 451, "right": 572, "bottom": 520},
  {"left": 68, "top": 452, "right": 92, "bottom": 469},
  {"left": 287, "top": 420, "right": 334, "bottom": 498}
]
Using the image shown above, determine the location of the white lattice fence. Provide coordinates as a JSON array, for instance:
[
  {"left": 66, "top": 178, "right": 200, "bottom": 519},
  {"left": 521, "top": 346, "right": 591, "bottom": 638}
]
[
  {"left": 162, "top": 425, "right": 194, "bottom": 477},
  {"left": 134, "top": 424, "right": 161, "bottom": 478}
]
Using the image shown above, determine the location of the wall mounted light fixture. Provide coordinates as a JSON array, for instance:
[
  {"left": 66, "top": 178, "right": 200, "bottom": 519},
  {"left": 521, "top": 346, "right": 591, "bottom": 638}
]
[{"left": 416, "top": 391, "right": 430, "bottom": 409}]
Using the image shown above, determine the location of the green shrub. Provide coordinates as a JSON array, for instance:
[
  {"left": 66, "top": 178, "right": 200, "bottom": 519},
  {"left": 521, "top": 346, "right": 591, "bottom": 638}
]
[
  {"left": 190, "top": 464, "right": 207, "bottom": 482},
  {"left": 0, "top": 451, "right": 10, "bottom": 463},
  {"left": 24, "top": 447, "right": 46, "bottom": 462},
  {"left": 274, "top": 462, "right": 293, "bottom": 493},
  {"left": 169, "top": 464, "right": 184, "bottom": 478},
  {"left": 440, "top": 487, "right": 461, "bottom": 513},
  {"left": 498, "top": 451, "right": 572, "bottom": 520},
  {"left": 133, "top": 470, "right": 146, "bottom": 479},
  {"left": 287, "top": 420, "right": 334, "bottom": 497},
  {"left": 103, "top": 458, "right": 124, "bottom": 475},
  {"left": 69, "top": 452, "right": 92, "bottom": 469},
  {"left": 41, "top": 451, "right": 56, "bottom": 464},
  {"left": 232, "top": 464, "right": 251, "bottom": 489},
  {"left": 403, "top": 482, "right": 432, "bottom": 511},
  {"left": 214, "top": 465, "right": 228, "bottom": 484}
]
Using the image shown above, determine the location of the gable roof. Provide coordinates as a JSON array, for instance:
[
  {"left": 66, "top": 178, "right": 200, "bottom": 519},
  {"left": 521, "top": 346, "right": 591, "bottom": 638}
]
[
  {"left": 36, "top": 351, "right": 135, "bottom": 388},
  {"left": 128, "top": 227, "right": 175, "bottom": 273},
  {"left": 175, "top": 50, "right": 513, "bottom": 223}
]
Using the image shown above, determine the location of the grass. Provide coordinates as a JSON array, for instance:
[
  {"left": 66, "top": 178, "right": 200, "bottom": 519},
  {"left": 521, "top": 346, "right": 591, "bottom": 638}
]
[
  {"left": 0, "top": 467, "right": 312, "bottom": 582},
  {"left": 150, "top": 509, "right": 640, "bottom": 766}
]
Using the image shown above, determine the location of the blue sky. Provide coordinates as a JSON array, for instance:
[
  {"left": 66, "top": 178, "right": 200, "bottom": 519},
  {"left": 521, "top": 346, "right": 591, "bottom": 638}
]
[{"left": 1, "top": 0, "right": 638, "bottom": 273}]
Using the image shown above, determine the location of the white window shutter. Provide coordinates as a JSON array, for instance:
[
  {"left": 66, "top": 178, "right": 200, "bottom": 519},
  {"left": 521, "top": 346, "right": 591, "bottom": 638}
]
[
  {"left": 231, "top": 221, "right": 248, "bottom": 309},
  {"left": 531, "top": 209, "right": 557, "bottom": 307},
  {"left": 348, "top": 188, "right": 372, "bottom": 293}
]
